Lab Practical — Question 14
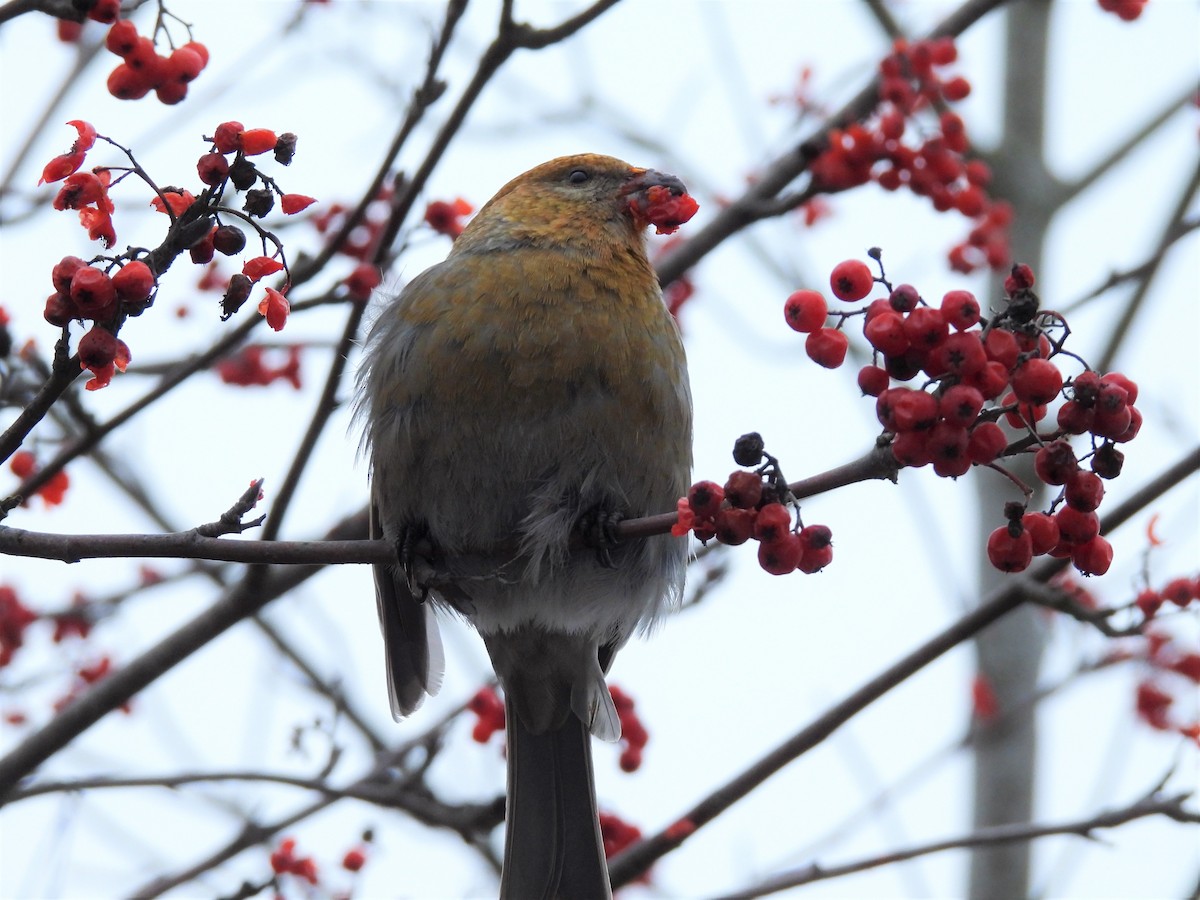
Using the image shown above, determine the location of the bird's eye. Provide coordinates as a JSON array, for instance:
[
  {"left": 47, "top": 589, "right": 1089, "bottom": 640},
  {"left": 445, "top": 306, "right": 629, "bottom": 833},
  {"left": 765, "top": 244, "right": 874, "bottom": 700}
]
[{"left": 567, "top": 169, "right": 590, "bottom": 185}]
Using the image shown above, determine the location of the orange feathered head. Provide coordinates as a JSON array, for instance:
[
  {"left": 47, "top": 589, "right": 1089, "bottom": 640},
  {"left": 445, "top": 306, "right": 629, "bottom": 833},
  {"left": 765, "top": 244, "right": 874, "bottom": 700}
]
[{"left": 453, "top": 154, "right": 698, "bottom": 254}]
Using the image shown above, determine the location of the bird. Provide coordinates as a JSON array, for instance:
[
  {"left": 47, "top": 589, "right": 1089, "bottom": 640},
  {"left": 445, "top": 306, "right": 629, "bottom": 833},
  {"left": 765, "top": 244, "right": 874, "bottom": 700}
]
[{"left": 356, "top": 153, "right": 695, "bottom": 898}]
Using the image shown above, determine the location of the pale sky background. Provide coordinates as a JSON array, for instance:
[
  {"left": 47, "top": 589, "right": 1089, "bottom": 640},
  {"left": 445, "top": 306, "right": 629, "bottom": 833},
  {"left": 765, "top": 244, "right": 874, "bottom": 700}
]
[{"left": 1, "top": 1, "right": 1198, "bottom": 897}]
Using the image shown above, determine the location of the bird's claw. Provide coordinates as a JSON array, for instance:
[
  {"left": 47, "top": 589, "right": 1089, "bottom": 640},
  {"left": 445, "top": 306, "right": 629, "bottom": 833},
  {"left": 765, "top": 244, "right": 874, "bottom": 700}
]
[
  {"left": 397, "top": 525, "right": 435, "bottom": 601},
  {"left": 578, "top": 506, "right": 624, "bottom": 569}
]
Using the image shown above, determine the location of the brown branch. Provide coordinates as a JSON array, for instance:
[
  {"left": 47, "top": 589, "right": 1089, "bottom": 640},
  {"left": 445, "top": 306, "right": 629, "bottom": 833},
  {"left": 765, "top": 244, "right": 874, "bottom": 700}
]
[
  {"left": 710, "top": 791, "right": 1198, "bottom": 899},
  {"left": 0, "top": 443, "right": 901, "bottom": 563}
]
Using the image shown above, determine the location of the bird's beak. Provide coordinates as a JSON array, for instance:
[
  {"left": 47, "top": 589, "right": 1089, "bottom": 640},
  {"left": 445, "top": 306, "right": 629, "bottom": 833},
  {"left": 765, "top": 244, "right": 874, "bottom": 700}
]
[
  {"left": 622, "top": 167, "right": 689, "bottom": 198},
  {"left": 623, "top": 167, "right": 699, "bottom": 235}
]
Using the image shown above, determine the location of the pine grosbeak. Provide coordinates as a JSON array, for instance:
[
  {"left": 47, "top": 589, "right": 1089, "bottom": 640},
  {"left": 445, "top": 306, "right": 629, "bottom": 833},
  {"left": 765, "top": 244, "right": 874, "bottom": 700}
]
[{"left": 358, "top": 153, "right": 694, "bottom": 897}]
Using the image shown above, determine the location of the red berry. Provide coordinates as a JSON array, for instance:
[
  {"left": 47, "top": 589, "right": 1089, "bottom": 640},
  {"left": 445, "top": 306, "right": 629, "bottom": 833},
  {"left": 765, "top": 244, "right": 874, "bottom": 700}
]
[
  {"left": 687, "top": 480, "right": 725, "bottom": 519},
  {"left": 940, "top": 290, "right": 980, "bottom": 330},
  {"left": 1057, "top": 401, "right": 1094, "bottom": 435},
  {"left": 928, "top": 422, "right": 971, "bottom": 478},
  {"left": 757, "top": 533, "right": 803, "bottom": 575},
  {"left": 1001, "top": 391, "right": 1046, "bottom": 428},
  {"left": 10, "top": 450, "right": 37, "bottom": 478},
  {"left": 967, "top": 422, "right": 1007, "bottom": 464},
  {"left": 69, "top": 267, "right": 117, "bottom": 319},
  {"left": 105, "top": 19, "right": 138, "bottom": 55},
  {"left": 857, "top": 365, "right": 890, "bottom": 397},
  {"left": 889, "top": 388, "right": 939, "bottom": 433},
  {"left": 1161, "top": 578, "right": 1196, "bottom": 608},
  {"left": 213, "top": 225, "right": 247, "bottom": 256},
  {"left": 197, "top": 152, "right": 229, "bottom": 186},
  {"left": 344, "top": 263, "right": 382, "bottom": 301},
  {"left": 107, "top": 63, "right": 152, "bottom": 101},
  {"left": 1111, "top": 406, "right": 1142, "bottom": 444},
  {"left": 166, "top": 46, "right": 204, "bottom": 83},
  {"left": 829, "top": 259, "right": 874, "bottom": 302},
  {"left": 1072, "top": 536, "right": 1112, "bottom": 577},
  {"left": 239, "top": 128, "right": 279, "bottom": 156},
  {"left": 891, "top": 430, "right": 932, "bottom": 468},
  {"left": 1091, "top": 395, "right": 1132, "bottom": 440},
  {"left": 1099, "top": 371, "right": 1138, "bottom": 405},
  {"left": 1090, "top": 443, "right": 1124, "bottom": 480},
  {"left": 87, "top": 0, "right": 120, "bottom": 23},
  {"left": 1135, "top": 589, "right": 1163, "bottom": 619},
  {"left": 1055, "top": 506, "right": 1100, "bottom": 544},
  {"left": 753, "top": 503, "right": 791, "bottom": 543},
  {"left": 784, "top": 289, "right": 827, "bottom": 333},
  {"left": 52, "top": 256, "right": 88, "bottom": 294},
  {"left": 44, "top": 292, "right": 77, "bottom": 327},
  {"left": 888, "top": 283, "right": 920, "bottom": 313},
  {"left": 968, "top": 360, "right": 1010, "bottom": 400},
  {"left": 342, "top": 848, "right": 366, "bottom": 872},
  {"left": 213, "top": 121, "right": 245, "bottom": 154},
  {"left": 939, "top": 384, "right": 984, "bottom": 427},
  {"left": 797, "top": 524, "right": 833, "bottom": 573},
  {"left": 864, "top": 311, "right": 909, "bottom": 356},
  {"left": 987, "top": 525, "right": 1032, "bottom": 573},
  {"left": 77, "top": 326, "right": 118, "bottom": 369},
  {"left": 983, "top": 328, "right": 1020, "bottom": 370},
  {"left": 181, "top": 41, "right": 209, "bottom": 68},
  {"left": 927, "top": 331, "right": 987, "bottom": 379},
  {"left": 884, "top": 348, "right": 925, "bottom": 382},
  {"left": 1064, "top": 469, "right": 1104, "bottom": 512},
  {"left": 941, "top": 76, "right": 971, "bottom": 102},
  {"left": 1034, "top": 440, "right": 1077, "bottom": 486},
  {"left": 112, "top": 260, "right": 154, "bottom": 302},
  {"left": 1022, "top": 512, "right": 1059, "bottom": 556},
  {"left": 713, "top": 507, "right": 756, "bottom": 546},
  {"left": 902, "top": 306, "right": 949, "bottom": 351},
  {"left": 805, "top": 327, "right": 849, "bottom": 369},
  {"left": 723, "top": 470, "right": 763, "bottom": 510},
  {"left": 1011, "top": 358, "right": 1063, "bottom": 405}
]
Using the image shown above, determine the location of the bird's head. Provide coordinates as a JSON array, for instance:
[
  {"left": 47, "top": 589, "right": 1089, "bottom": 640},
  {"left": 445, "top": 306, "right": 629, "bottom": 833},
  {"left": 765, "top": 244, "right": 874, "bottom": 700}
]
[{"left": 453, "top": 154, "right": 698, "bottom": 255}]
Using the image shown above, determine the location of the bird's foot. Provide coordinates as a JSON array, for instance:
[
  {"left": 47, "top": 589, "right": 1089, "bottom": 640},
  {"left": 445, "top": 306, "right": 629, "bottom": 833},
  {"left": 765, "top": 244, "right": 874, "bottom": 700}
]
[
  {"left": 577, "top": 505, "right": 624, "bottom": 569},
  {"left": 397, "top": 524, "right": 437, "bottom": 601}
]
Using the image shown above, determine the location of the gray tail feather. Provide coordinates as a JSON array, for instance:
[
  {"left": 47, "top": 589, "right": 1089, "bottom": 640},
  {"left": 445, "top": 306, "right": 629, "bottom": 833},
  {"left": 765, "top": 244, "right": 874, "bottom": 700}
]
[
  {"left": 500, "top": 697, "right": 612, "bottom": 899},
  {"left": 371, "top": 504, "right": 443, "bottom": 720}
]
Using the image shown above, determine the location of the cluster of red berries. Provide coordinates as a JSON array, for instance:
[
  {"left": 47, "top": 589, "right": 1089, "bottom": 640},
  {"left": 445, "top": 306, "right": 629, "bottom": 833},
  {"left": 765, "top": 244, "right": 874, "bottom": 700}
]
[
  {"left": 44, "top": 254, "right": 140, "bottom": 390},
  {"left": 9, "top": 450, "right": 71, "bottom": 506},
  {"left": 609, "top": 684, "right": 649, "bottom": 772},
  {"left": 0, "top": 586, "right": 38, "bottom": 668},
  {"left": 171, "top": 121, "right": 311, "bottom": 332},
  {"left": 787, "top": 256, "right": 1142, "bottom": 578},
  {"left": 306, "top": 187, "right": 407, "bottom": 301},
  {"left": 467, "top": 685, "right": 506, "bottom": 743},
  {"left": 674, "top": 433, "right": 834, "bottom": 577},
  {"left": 269, "top": 837, "right": 319, "bottom": 885},
  {"left": 424, "top": 197, "right": 475, "bottom": 240},
  {"left": 1134, "top": 575, "right": 1200, "bottom": 621},
  {"left": 1097, "top": 0, "right": 1149, "bottom": 21},
  {"left": 809, "top": 38, "right": 1010, "bottom": 274},
  {"left": 1118, "top": 614, "right": 1200, "bottom": 743},
  {"left": 215, "top": 344, "right": 303, "bottom": 390},
  {"left": 103, "top": 16, "right": 209, "bottom": 105}
]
